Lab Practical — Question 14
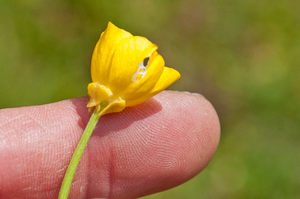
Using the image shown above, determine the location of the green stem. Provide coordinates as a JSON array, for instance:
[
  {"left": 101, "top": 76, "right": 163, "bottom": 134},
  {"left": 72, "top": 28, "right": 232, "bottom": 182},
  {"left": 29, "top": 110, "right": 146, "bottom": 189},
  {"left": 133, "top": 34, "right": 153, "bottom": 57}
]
[{"left": 58, "top": 106, "right": 105, "bottom": 199}]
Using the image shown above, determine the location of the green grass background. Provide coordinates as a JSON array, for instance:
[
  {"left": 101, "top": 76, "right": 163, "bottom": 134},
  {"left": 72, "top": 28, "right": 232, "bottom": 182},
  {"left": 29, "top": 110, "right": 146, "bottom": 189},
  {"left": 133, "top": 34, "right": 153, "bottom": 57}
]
[{"left": 1, "top": 0, "right": 299, "bottom": 198}]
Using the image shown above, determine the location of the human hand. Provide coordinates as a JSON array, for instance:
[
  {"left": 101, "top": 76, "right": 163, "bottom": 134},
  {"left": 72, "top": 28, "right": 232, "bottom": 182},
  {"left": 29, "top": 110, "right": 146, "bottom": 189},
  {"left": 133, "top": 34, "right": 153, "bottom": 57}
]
[{"left": 0, "top": 91, "right": 220, "bottom": 199}]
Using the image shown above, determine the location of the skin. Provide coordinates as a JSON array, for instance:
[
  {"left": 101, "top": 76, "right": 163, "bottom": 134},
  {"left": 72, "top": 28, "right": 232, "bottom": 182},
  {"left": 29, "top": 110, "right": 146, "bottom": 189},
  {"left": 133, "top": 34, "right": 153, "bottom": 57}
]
[{"left": 0, "top": 91, "right": 220, "bottom": 199}]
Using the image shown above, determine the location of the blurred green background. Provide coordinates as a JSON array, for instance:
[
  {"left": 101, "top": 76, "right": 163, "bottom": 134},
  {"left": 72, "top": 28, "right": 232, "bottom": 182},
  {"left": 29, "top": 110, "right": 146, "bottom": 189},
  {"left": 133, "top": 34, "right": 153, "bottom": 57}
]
[{"left": 1, "top": 0, "right": 299, "bottom": 198}]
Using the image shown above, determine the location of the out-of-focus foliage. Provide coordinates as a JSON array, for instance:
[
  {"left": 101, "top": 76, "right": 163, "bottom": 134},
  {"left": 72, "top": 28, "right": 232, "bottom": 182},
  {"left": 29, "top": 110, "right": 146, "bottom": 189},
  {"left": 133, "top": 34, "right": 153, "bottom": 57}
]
[{"left": 1, "top": 0, "right": 299, "bottom": 198}]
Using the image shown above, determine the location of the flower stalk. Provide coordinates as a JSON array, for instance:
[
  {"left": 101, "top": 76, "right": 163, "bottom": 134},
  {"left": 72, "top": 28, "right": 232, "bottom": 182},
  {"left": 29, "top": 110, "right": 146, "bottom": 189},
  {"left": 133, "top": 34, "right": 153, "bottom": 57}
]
[{"left": 58, "top": 104, "right": 106, "bottom": 199}]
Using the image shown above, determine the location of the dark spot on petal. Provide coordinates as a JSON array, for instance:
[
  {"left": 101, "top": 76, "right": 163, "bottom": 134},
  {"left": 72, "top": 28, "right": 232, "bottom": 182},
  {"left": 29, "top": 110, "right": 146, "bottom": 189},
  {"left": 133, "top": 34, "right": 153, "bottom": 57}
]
[{"left": 143, "top": 57, "right": 150, "bottom": 67}]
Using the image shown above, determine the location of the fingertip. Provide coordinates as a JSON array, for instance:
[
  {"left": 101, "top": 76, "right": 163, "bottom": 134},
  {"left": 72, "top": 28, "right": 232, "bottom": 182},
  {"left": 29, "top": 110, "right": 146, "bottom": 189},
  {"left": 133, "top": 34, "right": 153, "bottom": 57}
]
[
  {"left": 153, "top": 91, "right": 221, "bottom": 178},
  {"left": 85, "top": 91, "right": 221, "bottom": 198},
  {"left": 50, "top": 91, "right": 221, "bottom": 198}
]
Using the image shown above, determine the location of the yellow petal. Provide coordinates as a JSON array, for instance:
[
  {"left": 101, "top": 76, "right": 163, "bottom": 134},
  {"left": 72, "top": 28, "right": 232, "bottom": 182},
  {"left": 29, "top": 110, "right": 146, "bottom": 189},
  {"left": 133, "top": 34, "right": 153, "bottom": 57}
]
[
  {"left": 150, "top": 67, "right": 181, "bottom": 93},
  {"left": 87, "top": 82, "right": 126, "bottom": 116},
  {"left": 126, "top": 67, "right": 181, "bottom": 106},
  {"left": 87, "top": 82, "right": 113, "bottom": 107},
  {"left": 99, "top": 97, "right": 125, "bottom": 116},
  {"left": 91, "top": 22, "right": 132, "bottom": 85},
  {"left": 120, "top": 51, "right": 165, "bottom": 102},
  {"left": 106, "top": 36, "right": 158, "bottom": 95}
]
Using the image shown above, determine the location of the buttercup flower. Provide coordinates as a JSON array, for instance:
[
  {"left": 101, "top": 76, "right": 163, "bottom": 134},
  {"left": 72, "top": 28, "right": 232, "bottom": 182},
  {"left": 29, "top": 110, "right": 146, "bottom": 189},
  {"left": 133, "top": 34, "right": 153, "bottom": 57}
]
[
  {"left": 59, "top": 22, "right": 181, "bottom": 199},
  {"left": 87, "top": 22, "right": 180, "bottom": 116}
]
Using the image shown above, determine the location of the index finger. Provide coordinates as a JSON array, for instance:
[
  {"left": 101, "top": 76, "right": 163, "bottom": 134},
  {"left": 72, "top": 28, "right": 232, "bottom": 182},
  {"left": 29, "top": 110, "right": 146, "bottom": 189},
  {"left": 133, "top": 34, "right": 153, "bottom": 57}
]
[{"left": 0, "top": 91, "right": 220, "bottom": 199}]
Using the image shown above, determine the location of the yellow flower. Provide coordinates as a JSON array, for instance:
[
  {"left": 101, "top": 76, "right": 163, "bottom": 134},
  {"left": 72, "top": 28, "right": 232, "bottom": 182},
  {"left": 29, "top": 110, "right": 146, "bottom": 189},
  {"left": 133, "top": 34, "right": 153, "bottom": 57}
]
[{"left": 87, "top": 22, "right": 180, "bottom": 116}]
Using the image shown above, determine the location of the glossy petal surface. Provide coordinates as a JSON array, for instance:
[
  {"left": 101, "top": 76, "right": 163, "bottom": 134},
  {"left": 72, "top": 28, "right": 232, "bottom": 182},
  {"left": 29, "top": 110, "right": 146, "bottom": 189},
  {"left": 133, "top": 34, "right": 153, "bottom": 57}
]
[{"left": 87, "top": 22, "right": 180, "bottom": 115}]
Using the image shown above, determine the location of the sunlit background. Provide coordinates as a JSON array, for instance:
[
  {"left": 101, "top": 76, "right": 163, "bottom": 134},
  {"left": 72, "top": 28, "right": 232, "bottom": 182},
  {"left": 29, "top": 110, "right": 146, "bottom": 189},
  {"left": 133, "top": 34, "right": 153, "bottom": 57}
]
[{"left": 1, "top": 0, "right": 299, "bottom": 198}]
